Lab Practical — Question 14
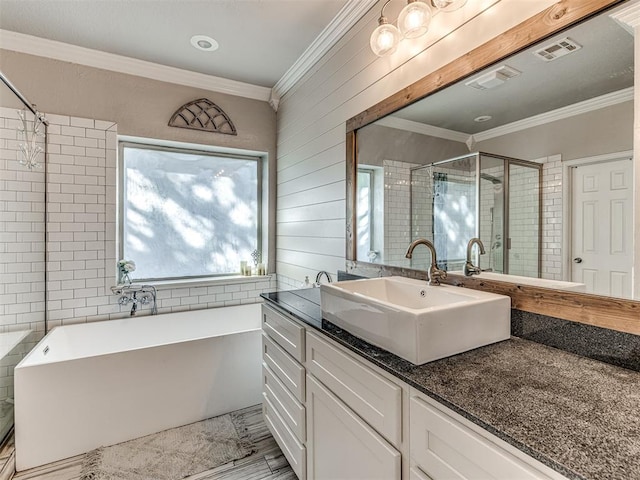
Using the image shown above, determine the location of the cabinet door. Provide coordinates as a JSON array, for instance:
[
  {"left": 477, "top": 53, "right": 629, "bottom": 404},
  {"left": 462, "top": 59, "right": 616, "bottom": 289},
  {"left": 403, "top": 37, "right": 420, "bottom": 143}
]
[{"left": 306, "top": 374, "right": 401, "bottom": 480}]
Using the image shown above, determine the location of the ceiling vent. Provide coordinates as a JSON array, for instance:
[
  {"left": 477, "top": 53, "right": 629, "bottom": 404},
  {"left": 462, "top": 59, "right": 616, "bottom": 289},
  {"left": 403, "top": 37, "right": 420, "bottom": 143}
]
[
  {"left": 534, "top": 37, "right": 582, "bottom": 62},
  {"left": 465, "top": 65, "right": 521, "bottom": 90}
]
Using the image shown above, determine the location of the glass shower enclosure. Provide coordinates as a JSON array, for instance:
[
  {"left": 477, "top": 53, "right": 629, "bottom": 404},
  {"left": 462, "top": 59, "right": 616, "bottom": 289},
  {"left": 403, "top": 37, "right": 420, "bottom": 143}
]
[
  {"left": 0, "top": 72, "right": 47, "bottom": 446},
  {"left": 410, "top": 152, "right": 542, "bottom": 276}
]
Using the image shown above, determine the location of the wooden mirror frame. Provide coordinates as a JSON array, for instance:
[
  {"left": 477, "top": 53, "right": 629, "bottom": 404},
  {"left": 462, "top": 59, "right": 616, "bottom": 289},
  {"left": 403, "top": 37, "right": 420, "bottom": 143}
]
[{"left": 346, "top": 0, "right": 640, "bottom": 335}]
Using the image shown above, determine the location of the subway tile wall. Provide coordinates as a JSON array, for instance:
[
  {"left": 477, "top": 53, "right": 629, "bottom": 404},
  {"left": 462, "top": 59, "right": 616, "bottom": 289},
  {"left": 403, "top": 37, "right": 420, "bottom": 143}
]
[
  {"left": 540, "top": 155, "right": 563, "bottom": 280},
  {"left": 44, "top": 113, "right": 117, "bottom": 328},
  {"left": 383, "top": 159, "right": 414, "bottom": 267},
  {"left": 508, "top": 165, "right": 540, "bottom": 277}
]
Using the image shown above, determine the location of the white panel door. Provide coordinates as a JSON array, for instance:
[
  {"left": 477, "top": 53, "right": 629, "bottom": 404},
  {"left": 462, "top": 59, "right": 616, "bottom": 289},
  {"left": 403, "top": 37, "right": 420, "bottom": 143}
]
[
  {"left": 306, "top": 374, "right": 401, "bottom": 480},
  {"left": 571, "top": 158, "right": 633, "bottom": 298}
]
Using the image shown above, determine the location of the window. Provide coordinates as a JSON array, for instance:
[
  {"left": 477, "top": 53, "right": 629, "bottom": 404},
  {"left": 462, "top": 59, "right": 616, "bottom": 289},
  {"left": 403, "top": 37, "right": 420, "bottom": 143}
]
[
  {"left": 357, "top": 168, "right": 373, "bottom": 261},
  {"left": 120, "top": 140, "right": 261, "bottom": 281},
  {"left": 357, "top": 166, "right": 382, "bottom": 263}
]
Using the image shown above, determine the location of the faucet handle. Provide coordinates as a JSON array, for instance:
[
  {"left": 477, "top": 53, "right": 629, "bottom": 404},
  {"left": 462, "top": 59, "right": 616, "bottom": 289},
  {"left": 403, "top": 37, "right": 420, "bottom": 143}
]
[{"left": 429, "top": 267, "right": 447, "bottom": 286}]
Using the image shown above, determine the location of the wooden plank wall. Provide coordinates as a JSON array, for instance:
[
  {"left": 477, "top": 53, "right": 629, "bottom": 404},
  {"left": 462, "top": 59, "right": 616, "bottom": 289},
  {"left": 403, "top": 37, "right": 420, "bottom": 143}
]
[{"left": 274, "top": 0, "right": 557, "bottom": 284}]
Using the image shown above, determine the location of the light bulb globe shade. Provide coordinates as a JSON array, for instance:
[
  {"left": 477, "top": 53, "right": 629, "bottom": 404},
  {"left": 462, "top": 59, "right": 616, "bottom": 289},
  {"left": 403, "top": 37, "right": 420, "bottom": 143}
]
[
  {"left": 370, "top": 21, "right": 401, "bottom": 57},
  {"left": 398, "top": 1, "right": 431, "bottom": 39},
  {"left": 432, "top": 0, "right": 468, "bottom": 12}
]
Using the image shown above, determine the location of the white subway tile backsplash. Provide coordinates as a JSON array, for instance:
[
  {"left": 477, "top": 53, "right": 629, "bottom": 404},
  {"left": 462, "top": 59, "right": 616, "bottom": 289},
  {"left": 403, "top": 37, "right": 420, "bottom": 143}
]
[
  {"left": 60, "top": 145, "right": 86, "bottom": 156},
  {"left": 224, "top": 284, "right": 241, "bottom": 293}
]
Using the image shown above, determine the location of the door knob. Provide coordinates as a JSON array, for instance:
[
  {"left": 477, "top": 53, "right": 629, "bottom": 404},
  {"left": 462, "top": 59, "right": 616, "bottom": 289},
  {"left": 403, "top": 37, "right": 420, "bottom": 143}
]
[{"left": 573, "top": 257, "right": 583, "bottom": 264}]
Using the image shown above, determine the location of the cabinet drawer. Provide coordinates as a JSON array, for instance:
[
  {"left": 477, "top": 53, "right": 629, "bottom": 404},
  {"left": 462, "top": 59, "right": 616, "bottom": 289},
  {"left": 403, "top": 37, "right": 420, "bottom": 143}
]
[
  {"left": 262, "top": 334, "right": 305, "bottom": 402},
  {"left": 410, "top": 394, "right": 556, "bottom": 480},
  {"left": 263, "top": 392, "right": 306, "bottom": 480},
  {"left": 306, "top": 331, "right": 402, "bottom": 447},
  {"left": 263, "top": 305, "right": 305, "bottom": 362},
  {"left": 263, "top": 363, "right": 306, "bottom": 442}
]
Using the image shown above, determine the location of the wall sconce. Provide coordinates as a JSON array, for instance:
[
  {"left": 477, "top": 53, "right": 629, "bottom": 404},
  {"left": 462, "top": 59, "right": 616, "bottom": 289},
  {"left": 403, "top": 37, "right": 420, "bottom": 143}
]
[
  {"left": 370, "top": 0, "right": 468, "bottom": 57},
  {"left": 17, "top": 108, "right": 45, "bottom": 170}
]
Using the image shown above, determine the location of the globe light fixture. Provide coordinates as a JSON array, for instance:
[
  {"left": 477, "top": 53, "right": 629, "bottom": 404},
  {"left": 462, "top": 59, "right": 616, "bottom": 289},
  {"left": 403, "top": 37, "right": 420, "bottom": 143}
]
[
  {"left": 370, "top": 0, "right": 469, "bottom": 57},
  {"left": 370, "top": 4, "right": 402, "bottom": 57},
  {"left": 398, "top": 0, "right": 432, "bottom": 39}
]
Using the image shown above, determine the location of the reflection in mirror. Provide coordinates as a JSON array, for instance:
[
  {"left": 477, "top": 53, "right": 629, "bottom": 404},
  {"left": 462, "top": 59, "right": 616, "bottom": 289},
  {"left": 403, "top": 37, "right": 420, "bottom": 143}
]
[{"left": 354, "top": 4, "right": 634, "bottom": 299}]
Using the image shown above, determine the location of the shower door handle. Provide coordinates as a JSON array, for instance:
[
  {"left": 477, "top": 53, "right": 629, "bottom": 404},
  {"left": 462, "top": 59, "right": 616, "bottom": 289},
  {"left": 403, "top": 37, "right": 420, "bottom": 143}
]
[{"left": 573, "top": 257, "right": 583, "bottom": 264}]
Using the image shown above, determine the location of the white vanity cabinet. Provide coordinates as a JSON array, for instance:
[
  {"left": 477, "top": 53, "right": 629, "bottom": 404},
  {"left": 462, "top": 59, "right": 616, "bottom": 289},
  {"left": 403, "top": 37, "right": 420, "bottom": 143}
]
[
  {"left": 409, "top": 390, "right": 568, "bottom": 480},
  {"left": 261, "top": 305, "right": 307, "bottom": 480},
  {"left": 306, "top": 331, "right": 402, "bottom": 480},
  {"left": 262, "top": 303, "right": 569, "bottom": 480}
]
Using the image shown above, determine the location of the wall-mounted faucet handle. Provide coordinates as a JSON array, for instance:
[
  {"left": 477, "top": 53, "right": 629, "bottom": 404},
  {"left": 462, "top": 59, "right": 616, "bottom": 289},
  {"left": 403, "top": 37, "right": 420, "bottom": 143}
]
[{"left": 464, "top": 237, "right": 486, "bottom": 276}]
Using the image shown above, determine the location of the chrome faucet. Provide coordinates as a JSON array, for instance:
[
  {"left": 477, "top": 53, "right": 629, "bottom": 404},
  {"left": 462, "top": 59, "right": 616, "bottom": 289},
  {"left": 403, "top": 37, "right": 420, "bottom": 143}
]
[
  {"left": 113, "top": 284, "right": 158, "bottom": 316},
  {"left": 464, "top": 237, "right": 486, "bottom": 276},
  {"left": 315, "top": 270, "right": 332, "bottom": 286},
  {"left": 405, "top": 239, "right": 447, "bottom": 286}
]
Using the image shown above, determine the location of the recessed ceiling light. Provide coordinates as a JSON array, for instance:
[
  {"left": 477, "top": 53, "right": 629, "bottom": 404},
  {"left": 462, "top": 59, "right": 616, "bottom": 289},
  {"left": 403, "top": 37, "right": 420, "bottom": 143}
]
[
  {"left": 474, "top": 115, "right": 492, "bottom": 123},
  {"left": 190, "top": 35, "right": 219, "bottom": 52}
]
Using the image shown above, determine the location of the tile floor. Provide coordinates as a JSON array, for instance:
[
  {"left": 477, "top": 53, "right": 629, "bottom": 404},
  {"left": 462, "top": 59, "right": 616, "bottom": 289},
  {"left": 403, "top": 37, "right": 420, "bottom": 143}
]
[{"left": 13, "top": 405, "right": 295, "bottom": 480}]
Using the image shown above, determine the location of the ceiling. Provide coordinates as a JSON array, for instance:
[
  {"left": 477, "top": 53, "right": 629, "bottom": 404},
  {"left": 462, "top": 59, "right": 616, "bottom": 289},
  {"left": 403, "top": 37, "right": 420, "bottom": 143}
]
[
  {"left": 0, "top": 0, "right": 350, "bottom": 88},
  {"left": 391, "top": 10, "right": 634, "bottom": 136}
]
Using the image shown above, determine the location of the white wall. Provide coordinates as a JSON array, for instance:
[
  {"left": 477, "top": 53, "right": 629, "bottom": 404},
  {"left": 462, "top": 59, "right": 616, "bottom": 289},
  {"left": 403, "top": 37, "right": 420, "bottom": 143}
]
[{"left": 275, "top": 0, "right": 557, "bottom": 286}]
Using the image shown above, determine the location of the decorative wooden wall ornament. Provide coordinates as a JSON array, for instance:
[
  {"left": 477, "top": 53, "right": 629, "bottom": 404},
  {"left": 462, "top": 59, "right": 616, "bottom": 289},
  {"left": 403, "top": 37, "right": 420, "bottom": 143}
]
[{"left": 168, "top": 98, "right": 237, "bottom": 135}]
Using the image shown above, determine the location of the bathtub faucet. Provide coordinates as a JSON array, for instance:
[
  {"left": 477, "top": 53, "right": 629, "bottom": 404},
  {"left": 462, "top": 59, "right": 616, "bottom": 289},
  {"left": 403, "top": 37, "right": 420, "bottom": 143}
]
[
  {"left": 130, "top": 294, "right": 138, "bottom": 316},
  {"left": 112, "top": 284, "right": 158, "bottom": 316}
]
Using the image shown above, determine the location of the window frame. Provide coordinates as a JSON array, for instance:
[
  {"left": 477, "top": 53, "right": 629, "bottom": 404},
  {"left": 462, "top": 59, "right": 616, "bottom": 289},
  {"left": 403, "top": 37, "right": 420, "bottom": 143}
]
[{"left": 118, "top": 138, "right": 263, "bottom": 283}]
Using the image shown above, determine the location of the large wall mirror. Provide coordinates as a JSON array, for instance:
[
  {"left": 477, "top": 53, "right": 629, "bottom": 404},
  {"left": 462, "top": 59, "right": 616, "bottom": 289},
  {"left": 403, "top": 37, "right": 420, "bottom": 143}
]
[{"left": 347, "top": 0, "right": 640, "bottom": 333}]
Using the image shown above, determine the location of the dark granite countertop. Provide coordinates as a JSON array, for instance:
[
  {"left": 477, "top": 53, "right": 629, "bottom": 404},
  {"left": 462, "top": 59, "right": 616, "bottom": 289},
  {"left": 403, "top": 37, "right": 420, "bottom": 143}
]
[{"left": 261, "top": 288, "right": 640, "bottom": 480}]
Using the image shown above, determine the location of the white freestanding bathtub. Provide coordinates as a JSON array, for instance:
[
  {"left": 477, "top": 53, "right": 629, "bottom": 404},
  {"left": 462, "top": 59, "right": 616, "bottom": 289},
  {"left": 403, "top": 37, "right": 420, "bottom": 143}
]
[{"left": 15, "top": 303, "right": 263, "bottom": 471}]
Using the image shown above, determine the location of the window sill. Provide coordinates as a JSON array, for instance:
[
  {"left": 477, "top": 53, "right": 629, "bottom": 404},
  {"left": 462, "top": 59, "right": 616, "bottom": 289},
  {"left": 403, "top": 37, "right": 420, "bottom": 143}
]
[{"left": 120, "top": 274, "right": 274, "bottom": 291}]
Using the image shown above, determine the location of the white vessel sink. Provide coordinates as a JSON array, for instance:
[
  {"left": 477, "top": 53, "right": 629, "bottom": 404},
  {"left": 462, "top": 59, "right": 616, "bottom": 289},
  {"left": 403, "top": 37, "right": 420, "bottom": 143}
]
[{"left": 320, "top": 276, "right": 510, "bottom": 365}]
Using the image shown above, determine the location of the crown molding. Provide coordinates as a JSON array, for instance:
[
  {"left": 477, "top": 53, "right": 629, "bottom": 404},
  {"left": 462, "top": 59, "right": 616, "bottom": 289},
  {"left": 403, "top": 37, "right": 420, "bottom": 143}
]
[
  {"left": 376, "top": 87, "right": 633, "bottom": 146},
  {"left": 472, "top": 87, "right": 634, "bottom": 143},
  {"left": 271, "top": 0, "right": 379, "bottom": 103},
  {"left": 376, "top": 116, "right": 470, "bottom": 143},
  {"left": 0, "top": 29, "right": 272, "bottom": 102},
  {"left": 609, "top": 0, "right": 640, "bottom": 34}
]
